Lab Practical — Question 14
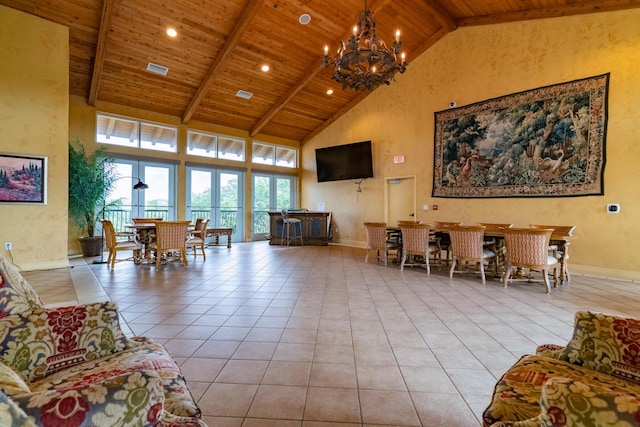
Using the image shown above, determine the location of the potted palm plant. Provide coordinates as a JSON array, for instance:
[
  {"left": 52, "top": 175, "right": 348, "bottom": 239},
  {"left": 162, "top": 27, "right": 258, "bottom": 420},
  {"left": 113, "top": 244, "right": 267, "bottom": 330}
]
[{"left": 68, "top": 137, "right": 118, "bottom": 256}]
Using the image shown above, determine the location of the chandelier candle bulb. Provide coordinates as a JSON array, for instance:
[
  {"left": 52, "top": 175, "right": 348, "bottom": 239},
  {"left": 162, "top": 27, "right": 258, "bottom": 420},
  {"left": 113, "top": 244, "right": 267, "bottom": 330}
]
[{"left": 396, "top": 30, "right": 400, "bottom": 42}]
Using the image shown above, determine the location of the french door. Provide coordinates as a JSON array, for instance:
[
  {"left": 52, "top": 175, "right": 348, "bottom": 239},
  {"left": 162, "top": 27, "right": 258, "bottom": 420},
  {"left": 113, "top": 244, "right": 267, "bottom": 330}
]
[
  {"left": 252, "top": 173, "right": 297, "bottom": 241},
  {"left": 106, "top": 160, "right": 176, "bottom": 231},
  {"left": 186, "top": 166, "right": 245, "bottom": 242}
]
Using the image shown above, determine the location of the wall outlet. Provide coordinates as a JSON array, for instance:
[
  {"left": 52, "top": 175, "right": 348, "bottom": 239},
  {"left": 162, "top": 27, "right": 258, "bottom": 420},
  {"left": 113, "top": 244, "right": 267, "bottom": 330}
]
[{"left": 4, "top": 242, "right": 12, "bottom": 250}]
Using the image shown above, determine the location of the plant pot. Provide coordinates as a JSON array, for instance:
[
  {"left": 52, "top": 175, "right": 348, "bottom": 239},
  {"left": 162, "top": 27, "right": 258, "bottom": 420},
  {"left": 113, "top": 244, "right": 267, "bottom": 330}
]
[{"left": 78, "top": 236, "right": 104, "bottom": 257}]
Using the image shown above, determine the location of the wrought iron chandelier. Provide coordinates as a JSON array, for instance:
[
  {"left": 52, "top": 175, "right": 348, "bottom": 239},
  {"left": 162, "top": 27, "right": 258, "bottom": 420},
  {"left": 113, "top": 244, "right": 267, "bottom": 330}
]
[{"left": 323, "top": 1, "right": 407, "bottom": 91}]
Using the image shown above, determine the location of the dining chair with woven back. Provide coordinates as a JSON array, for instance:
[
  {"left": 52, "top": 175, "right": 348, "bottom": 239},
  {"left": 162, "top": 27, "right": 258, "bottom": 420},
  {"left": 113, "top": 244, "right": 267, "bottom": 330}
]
[
  {"left": 101, "top": 220, "right": 142, "bottom": 269},
  {"left": 186, "top": 218, "right": 209, "bottom": 260},
  {"left": 147, "top": 221, "right": 191, "bottom": 271},
  {"left": 530, "top": 224, "right": 576, "bottom": 284},
  {"left": 448, "top": 225, "right": 497, "bottom": 284},
  {"left": 502, "top": 228, "right": 558, "bottom": 293},
  {"left": 398, "top": 223, "right": 440, "bottom": 274},
  {"left": 363, "top": 222, "right": 399, "bottom": 266}
]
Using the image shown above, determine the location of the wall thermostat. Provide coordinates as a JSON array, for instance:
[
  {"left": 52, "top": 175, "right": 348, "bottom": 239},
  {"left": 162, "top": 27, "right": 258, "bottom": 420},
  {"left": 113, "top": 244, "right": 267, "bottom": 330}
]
[{"left": 607, "top": 203, "right": 620, "bottom": 214}]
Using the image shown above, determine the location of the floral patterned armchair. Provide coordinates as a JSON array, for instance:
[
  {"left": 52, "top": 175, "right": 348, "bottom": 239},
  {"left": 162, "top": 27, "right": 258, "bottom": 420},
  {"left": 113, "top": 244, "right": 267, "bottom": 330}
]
[
  {"left": 483, "top": 311, "right": 640, "bottom": 427},
  {"left": 0, "top": 253, "right": 206, "bottom": 426}
]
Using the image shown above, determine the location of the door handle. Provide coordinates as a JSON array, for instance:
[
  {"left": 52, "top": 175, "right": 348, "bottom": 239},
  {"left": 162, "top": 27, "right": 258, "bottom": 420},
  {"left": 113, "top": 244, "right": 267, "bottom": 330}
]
[{"left": 409, "top": 213, "right": 415, "bottom": 217}]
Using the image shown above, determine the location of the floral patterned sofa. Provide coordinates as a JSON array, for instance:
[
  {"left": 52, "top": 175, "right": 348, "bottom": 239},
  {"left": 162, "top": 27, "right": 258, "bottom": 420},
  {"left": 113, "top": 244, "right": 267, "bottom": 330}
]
[
  {"left": 0, "top": 253, "right": 207, "bottom": 426},
  {"left": 483, "top": 310, "right": 640, "bottom": 427}
]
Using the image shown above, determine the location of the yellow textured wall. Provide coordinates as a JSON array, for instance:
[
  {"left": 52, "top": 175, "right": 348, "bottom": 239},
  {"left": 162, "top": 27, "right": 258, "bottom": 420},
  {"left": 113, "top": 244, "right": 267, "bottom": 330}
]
[
  {"left": 302, "top": 9, "right": 640, "bottom": 279},
  {"left": 0, "top": 6, "right": 69, "bottom": 271}
]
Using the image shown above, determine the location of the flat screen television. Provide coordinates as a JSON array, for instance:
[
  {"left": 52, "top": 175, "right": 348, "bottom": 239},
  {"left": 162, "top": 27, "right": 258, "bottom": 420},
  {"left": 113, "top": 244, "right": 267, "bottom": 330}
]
[{"left": 315, "top": 141, "right": 374, "bottom": 182}]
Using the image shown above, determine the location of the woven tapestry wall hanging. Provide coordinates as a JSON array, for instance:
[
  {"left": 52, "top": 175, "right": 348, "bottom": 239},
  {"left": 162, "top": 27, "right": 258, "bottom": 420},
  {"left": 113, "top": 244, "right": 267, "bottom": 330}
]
[{"left": 432, "top": 73, "right": 608, "bottom": 198}]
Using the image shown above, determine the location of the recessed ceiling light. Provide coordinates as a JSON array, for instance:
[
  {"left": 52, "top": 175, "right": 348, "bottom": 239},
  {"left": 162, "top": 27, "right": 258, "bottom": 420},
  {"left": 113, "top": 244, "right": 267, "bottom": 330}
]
[
  {"left": 261, "top": 64, "right": 270, "bottom": 72},
  {"left": 326, "top": 89, "right": 334, "bottom": 95},
  {"left": 166, "top": 28, "right": 177, "bottom": 38},
  {"left": 299, "top": 13, "right": 311, "bottom": 25}
]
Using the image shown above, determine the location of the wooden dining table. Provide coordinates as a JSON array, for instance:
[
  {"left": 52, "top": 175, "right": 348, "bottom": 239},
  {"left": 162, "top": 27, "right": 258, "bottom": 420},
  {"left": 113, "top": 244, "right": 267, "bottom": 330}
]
[{"left": 125, "top": 222, "right": 158, "bottom": 262}]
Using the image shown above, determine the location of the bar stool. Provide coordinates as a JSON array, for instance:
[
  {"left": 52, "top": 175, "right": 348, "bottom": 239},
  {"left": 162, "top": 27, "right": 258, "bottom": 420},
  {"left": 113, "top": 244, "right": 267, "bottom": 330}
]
[{"left": 281, "top": 209, "right": 303, "bottom": 246}]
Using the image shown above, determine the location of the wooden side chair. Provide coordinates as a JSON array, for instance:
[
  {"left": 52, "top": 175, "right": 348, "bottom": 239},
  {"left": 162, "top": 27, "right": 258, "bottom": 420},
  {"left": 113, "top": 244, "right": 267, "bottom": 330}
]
[
  {"left": 147, "top": 221, "right": 191, "bottom": 271},
  {"left": 503, "top": 228, "right": 558, "bottom": 293},
  {"left": 186, "top": 219, "right": 209, "bottom": 260},
  {"left": 363, "top": 222, "right": 399, "bottom": 266},
  {"left": 448, "top": 225, "right": 497, "bottom": 284},
  {"left": 101, "top": 220, "right": 142, "bottom": 268},
  {"left": 398, "top": 223, "right": 440, "bottom": 274},
  {"left": 530, "top": 224, "right": 576, "bottom": 284}
]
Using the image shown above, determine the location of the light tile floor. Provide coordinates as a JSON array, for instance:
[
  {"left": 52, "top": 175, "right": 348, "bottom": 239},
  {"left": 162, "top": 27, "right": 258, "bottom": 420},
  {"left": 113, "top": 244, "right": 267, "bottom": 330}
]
[{"left": 24, "top": 242, "right": 640, "bottom": 426}]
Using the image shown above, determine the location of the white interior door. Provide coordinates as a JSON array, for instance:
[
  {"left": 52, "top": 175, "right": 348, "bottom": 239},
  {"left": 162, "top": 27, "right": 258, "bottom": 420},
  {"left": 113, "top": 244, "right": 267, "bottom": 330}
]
[{"left": 385, "top": 176, "right": 416, "bottom": 227}]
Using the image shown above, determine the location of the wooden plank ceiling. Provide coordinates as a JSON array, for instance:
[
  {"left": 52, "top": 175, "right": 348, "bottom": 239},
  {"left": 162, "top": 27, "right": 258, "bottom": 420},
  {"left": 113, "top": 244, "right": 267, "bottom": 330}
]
[{"left": 4, "top": 0, "right": 640, "bottom": 143}]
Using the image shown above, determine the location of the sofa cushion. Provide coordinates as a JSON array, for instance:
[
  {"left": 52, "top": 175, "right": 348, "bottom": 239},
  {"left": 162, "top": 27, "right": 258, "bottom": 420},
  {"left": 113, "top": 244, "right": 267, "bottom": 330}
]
[
  {"left": 539, "top": 377, "right": 640, "bottom": 427},
  {"left": 0, "top": 301, "right": 136, "bottom": 382},
  {"left": 12, "top": 370, "right": 164, "bottom": 427},
  {"left": 559, "top": 311, "right": 640, "bottom": 385},
  {"left": 0, "top": 253, "right": 44, "bottom": 317},
  {"left": 30, "top": 342, "right": 204, "bottom": 425},
  {"left": 0, "top": 360, "right": 30, "bottom": 395},
  {"left": 483, "top": 354, "right": 640, "bottom": 426}
]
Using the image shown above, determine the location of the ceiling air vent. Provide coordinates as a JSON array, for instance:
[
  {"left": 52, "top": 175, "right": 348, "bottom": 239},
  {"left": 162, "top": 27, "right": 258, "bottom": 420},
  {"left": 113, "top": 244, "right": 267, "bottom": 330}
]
[
  {"left": 146, "top": 62, "right": 169, "bottom": 76},
  {"left": 236, "top": 90, "right": 253, "bottom": 100}
]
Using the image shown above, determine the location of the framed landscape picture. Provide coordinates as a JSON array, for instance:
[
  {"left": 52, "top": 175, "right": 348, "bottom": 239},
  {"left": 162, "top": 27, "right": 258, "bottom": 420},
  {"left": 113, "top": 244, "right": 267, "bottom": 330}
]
[
  {"left": 432, "top": 74, "right": 608, "bottom": 198},
  {"left": 0, "top": 153, "right": 47, "bottom": 204}
]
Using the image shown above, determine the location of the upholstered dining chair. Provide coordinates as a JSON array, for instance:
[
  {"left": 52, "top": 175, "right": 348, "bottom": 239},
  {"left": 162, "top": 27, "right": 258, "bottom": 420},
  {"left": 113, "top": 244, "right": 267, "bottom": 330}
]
[
  {"left": 101, "top": 220, "right": 142, "bottom": 268},
  {"left": 448, "top": 225, "right": 497, "bottom": 284},
  {"left": 434, "top": 221, "right": 462, "bottom": 266},
  {"left": 147, "top": 221, "right": 191, "bottom": 271},
  {"left": 398, "top": 223, "right": 440, "bottom": 274},
  {"left": 186, "top": 218, "right": 209, "bottom": 260},
  {"left": 530, "top": 224, "right": 576, "bottom": 284},
  {"left": 363, "top": 222, "right": 399, "bottom": 266},
  {"left": 502, "top": 228, "right": 558, "bottom": 293}
]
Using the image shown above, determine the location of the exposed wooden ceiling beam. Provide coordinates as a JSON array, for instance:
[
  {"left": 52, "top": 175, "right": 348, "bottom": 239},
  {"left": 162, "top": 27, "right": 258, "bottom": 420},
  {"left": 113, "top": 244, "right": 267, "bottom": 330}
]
[
  {"left": 88, "top": 0, "right": 114, "bottom": 106},
  {"left": 249, "top": 60, "right": 324, "bottom": 137},
  {"left": 458, "top": 0, "right": 640, "bottom": 26},
  {"left": 182, "top": 0, "right": 263, "bottom": 124},
  {"left": 249, "top": 0, "right": 394, "bottom": 138},
  {"left": 423, "top": 0, "right": 458, "bottom": 31}
]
